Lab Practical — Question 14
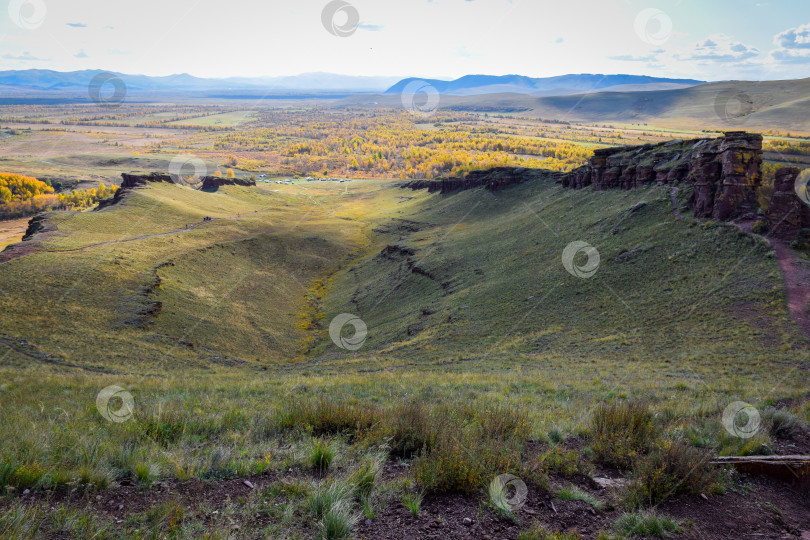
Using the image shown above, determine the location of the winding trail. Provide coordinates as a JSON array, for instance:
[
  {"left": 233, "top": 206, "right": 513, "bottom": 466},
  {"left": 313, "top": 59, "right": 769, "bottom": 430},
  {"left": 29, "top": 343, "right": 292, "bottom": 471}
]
[
  {"left": 768, "top": 237, "right": 810, "bottom": 337},
  {"left": 39, "top": 220, "right": 213, "bottom": 254},
  {"left": 738, "top": 220, "right": 810, "bottom": 339},
  {"left": 0, "top": 217, "right": 224, "bottom": 264}
]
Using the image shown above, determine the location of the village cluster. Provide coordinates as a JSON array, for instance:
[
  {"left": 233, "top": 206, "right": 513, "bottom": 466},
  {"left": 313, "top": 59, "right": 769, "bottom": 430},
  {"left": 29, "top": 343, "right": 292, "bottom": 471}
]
[{"left": 255, "top": 175, "right": 351, "bottom": 185}]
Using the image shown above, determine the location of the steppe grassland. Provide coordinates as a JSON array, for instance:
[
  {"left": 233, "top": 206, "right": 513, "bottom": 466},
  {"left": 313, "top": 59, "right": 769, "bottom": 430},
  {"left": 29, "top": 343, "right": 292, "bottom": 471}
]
[
  {"left": 0, "top": 174, "right": 807, "bottom": 502},
  {"left": 1, "top": 102, "right": 810, "bottom": 537}
]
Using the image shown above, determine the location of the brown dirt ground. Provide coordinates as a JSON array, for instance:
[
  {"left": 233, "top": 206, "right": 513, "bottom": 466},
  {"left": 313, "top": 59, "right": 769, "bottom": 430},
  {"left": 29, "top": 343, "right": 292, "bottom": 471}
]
[
  {"left": 0, "top": 217, "right": 28, "bottom": 251},
  {"left": 5, "top": 442, "right": 810, "bottom": 539}
]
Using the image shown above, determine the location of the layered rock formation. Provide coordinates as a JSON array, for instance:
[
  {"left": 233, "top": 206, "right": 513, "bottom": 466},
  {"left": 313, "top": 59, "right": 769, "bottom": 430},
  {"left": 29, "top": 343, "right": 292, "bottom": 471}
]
[
  {"left": 200, "top": 176, "right": 256, "bottom": 190},
  {"left": 405, "top": 132, "right": 810, "bottom": 239},
  {"left": 405, "top": 167, "right": 559, "bottom": 194},
  {"left": 121, "top": 172, "right": 176, "bottom": 189},
  {"left": 561, "top": 131, "right": 763, "bottom": 220},
  {"left": 766, "top": 167, "right": 810, "bottom": 240},
  {"left": 98, "top": 173, "right": 256, "bottom": 209}
]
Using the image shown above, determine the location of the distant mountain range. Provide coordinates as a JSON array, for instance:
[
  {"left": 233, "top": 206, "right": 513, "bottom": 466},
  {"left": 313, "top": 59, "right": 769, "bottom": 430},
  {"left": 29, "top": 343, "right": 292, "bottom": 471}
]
[
  {"left": 0, "top": 70, "right": 402, "bottom": 94},
  {"left": 385, "top": 74, "right": 704, "bottom": 96},
  {"left": 0, "top": 70, "right": 703, "bottom": 97}
]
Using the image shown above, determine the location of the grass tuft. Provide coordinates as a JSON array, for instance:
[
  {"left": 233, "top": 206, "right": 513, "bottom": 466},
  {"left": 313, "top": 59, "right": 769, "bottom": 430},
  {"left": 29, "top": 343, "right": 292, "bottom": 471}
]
[
  {"left": 309, "top": 439, "right": 335, "bottom": 472},
  {"left": 402, "top": 492, "right": 423, "bottom": 517},
  {"left": 517, "top": 522, "right": 582, "bottom": 540},
  {"left": 318, "top": 499, "right": 359, "bottom": 540},
  {"left": 557, "top": 485, "right": 604, "bottom": 510},
  {"left": 308, "top": 480, "right": 352, "bottom": 519},
  {"left": 613, "top": 510, "right": 682, "bottom": 537}
]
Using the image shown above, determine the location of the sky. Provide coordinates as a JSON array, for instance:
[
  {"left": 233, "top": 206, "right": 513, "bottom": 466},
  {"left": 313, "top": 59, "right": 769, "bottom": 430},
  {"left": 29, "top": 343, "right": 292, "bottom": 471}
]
[{"left": 1, "top": 0, "right": 810, "bottom": 81}]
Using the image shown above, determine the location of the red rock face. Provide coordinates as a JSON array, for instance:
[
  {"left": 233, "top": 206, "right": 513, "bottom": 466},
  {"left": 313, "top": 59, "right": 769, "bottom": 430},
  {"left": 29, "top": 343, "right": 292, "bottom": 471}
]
[
  {"left": 713, "top": 132, "right": 763, "bottom": 220},
  {"left": 766, "top": 167, "right": 810, "bottom": 239},
  {"left": 559, "top": 131, "right": 765, "bottom": 220},
  {"left": 404, "top": 131, "right": 810, "bottom": 241}
]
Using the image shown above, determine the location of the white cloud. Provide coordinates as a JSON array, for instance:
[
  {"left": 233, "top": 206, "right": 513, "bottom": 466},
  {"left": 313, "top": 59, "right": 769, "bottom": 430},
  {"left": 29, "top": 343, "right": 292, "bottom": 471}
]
[
  {"left": 609, "top": 53, "right": 660, "bottom": 62},
  {"left": 770, "top": 22, "right": 810, "bottom": 65},
  {"left": 2, "top": 52, "right": 45, "bottom": 61},
  {"left": 770, "top": 47, "right": 810, "bottom": 64},
  {"left": 687, "top": 34, "right": 759, "bottom": 62},
  {"left": 774, "top": 22, "right": 810, "bottom": 49}
]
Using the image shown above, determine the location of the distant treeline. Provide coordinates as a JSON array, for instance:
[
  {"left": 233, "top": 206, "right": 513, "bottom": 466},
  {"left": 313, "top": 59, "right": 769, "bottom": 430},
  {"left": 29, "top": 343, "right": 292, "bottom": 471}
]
[{"left": 0, "top": 173, "right": 117, "bottom": 220}]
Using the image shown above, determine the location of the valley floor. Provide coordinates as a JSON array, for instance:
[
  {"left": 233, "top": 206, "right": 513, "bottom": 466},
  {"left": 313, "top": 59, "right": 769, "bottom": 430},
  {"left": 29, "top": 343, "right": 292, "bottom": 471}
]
[{"left": 1, "top": 175, "right": 809, "bottom": 538}]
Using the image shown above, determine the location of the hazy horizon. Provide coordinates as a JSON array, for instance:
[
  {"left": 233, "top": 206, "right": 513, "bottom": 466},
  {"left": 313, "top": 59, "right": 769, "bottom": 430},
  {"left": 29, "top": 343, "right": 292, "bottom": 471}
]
[{"left": 3, "top": 0, "right": 810, "bottom": 82}]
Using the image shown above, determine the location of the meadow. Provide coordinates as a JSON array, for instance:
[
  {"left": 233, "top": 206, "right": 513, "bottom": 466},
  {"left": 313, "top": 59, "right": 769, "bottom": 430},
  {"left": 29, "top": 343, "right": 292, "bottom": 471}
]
[{"left": 0, "top": 103, "right": 809, "bottom": 538}]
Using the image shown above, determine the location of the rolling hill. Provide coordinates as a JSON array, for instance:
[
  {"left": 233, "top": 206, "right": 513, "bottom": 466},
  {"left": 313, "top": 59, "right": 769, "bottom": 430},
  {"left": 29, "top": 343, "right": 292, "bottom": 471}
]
[
  {"left": 447, "top": 77, "right": 810, "bottom": 132},
  {"left": 385, "top": 74, "right": 703, "bottom": 96}
]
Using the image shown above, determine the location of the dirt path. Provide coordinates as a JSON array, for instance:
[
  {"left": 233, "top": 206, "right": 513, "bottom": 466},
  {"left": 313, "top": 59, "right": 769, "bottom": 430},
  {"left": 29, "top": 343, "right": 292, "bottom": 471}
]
[
  {"left": 0, "top": 223, "right": 207, "bottom": 264},
  {"left": 738, "top": 220, "right": 810, "bottom": 339},
  {"left": 39, "top": 220, "right": 214, "bottom": 254},
  {"left": 0, "top": 214, "right": 243, "bottom": 264},
  {"left": 769, "top": 238, "right": 810, "bottom": 337}
]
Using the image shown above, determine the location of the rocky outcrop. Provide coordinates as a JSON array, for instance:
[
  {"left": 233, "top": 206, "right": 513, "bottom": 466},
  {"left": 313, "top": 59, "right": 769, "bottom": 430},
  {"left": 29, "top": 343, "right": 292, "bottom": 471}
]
[
  {"left": 201, "top": 176, "right": 256, "bottom": 191},
  {"left": 405, "top": 167, "right": 560, "bottom": 194},
  {"left": 98, "top": 173, "right": 257, "bottom": 209},
  {"left": 766, "top": 167, "right": 810, "bottom": 240},
  {"left": 560, "top": 131, "right": 763, "bottom": 220},
  {"left": 21, "top": 214, "right": 55, "bottom": 241},
  {"left": 97, "top": 173, "right": 177, "bottom": 209},
  {"left": 121, "top": 172, "right": 176, "bottom": 189},
  {"left": 404, "top": 131, "right": 782, "bottom": 226}
]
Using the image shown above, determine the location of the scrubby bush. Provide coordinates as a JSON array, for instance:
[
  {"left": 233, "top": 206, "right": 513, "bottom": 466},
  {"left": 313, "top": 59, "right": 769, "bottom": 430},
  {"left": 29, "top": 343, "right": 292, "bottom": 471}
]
[
  {"left": 762, "top": 407, "right": 806, "bottom": 438},
  {"left": 624, "top": 440, "right": 719, "bottom": 507},
  {"left": 591, "top": 401, "right": 657, "bottom": 468},
  {"left": 383, "top": 400, "right": 434, "bottom": 458},
  {"left": 752, "top": 219, "right": 768, "bottom": 234},
  {"left": 278, "top": 396, "right": 379, "bottom": 437},
  {"left": 412, "top": 428, "right": 522, "bottom": 495},
  {"left": 474, "top": 404, "right": 531, "bottom": 441},
  {"left": 530, "top": 447, "right": 590, "bottom": 477},
  {"left": 411, "top": 417, "right": 524, "bottom": 495}
]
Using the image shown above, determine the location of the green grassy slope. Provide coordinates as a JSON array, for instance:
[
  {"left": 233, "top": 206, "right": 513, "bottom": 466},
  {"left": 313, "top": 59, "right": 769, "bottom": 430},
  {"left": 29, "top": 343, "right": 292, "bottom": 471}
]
[
  {"left": 1, "top": 176, "right": 806, "bottom": 393},
  {"left": 312, "top": 179, "right": 808, "bottom": 412},
  {"left": 0, "top": 177, "right": 808, "bottom": 515},
  {"left": 0, "top": 181, "right": 377, "bottom": 371}
]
